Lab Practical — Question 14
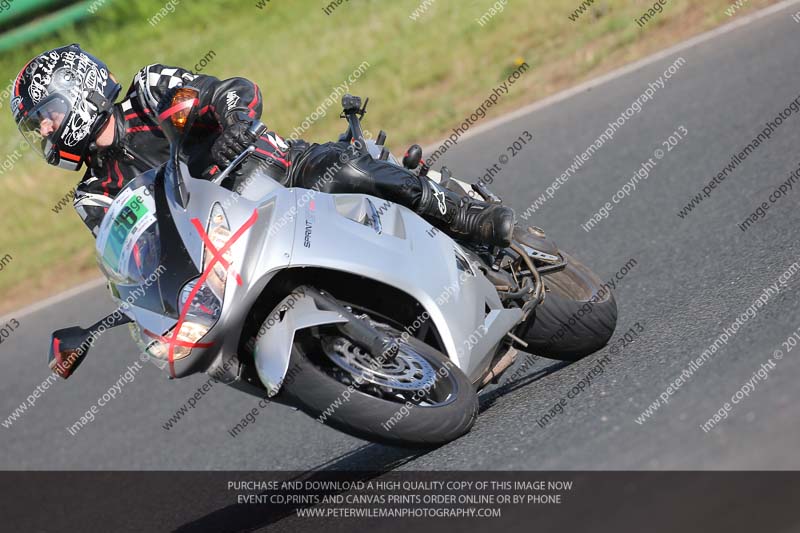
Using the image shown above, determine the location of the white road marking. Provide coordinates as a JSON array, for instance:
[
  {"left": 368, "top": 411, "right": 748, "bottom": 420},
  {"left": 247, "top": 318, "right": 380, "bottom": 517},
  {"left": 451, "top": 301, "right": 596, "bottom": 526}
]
[
  {"left": 6, "top": 0, "right": 799, "bottom": 319},
  {"left": 426, "top": 0, "right": 800, "bottom": 147},
  {"left": 0, "top": 277, "right": 106, "bottom": 325}
]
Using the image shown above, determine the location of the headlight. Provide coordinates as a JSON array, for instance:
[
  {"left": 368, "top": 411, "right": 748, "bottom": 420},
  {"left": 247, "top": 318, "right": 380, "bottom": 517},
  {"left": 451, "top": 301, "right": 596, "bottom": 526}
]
[
  {"left": 204, "top": 203, "right": 233, "bottom": 300},
  {"left": 179, "top": 278, "right": 223, "bottom": 324},
  {"left": 128, "top": 278, "right": 222, "bottom": 362},
  {"left": 140, "top": 321, "right": 212, "bottom": 361},
  {"left": 128, "top": 204, "right": 234, "bottom": 365}
]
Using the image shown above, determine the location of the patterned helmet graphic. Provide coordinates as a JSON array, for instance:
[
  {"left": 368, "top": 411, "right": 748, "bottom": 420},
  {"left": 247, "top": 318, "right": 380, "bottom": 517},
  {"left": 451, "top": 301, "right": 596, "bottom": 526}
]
[{"left": 12, "top": 44, "right": 122, "bottom": 171}]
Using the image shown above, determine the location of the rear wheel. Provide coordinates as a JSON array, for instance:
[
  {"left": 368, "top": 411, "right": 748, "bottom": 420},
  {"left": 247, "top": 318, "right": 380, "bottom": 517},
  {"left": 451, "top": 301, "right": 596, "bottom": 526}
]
[
  {"left": 279, "top": 309, "right": 478, "bottom": 447},
  {"left": 515, "top": 252, "right": 617, "bottom": 361}
]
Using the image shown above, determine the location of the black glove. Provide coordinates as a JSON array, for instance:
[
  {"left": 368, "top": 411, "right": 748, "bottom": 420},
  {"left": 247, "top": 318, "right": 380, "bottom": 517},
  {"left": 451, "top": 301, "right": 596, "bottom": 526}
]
[{"left": 211, "top": 114, "right": 258, "bottom": 168}]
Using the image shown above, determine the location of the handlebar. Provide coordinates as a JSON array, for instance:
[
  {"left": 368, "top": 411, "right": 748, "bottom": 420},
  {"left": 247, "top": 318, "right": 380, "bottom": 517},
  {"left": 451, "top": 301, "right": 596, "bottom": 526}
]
[
  {"left": 340, "top": 94, "right": 370, "bottom": 157},
  {"left": 210, "top": 120, "right": 267, "bottom": 185}
]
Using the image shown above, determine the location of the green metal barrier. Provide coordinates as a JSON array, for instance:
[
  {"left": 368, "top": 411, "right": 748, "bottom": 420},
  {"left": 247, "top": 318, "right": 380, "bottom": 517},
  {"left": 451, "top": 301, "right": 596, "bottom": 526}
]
[
  {"left": 0, "top": 0, "right": 100, "bottom": 53},
  {"left": 0, "top": 0, "right": 67, "bottom": 26}
]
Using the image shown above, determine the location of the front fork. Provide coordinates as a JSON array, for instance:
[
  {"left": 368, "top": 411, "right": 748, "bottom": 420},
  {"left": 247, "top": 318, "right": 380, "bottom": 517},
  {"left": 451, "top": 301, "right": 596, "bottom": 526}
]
[{"left": 251, "top": 286, "right": 400, "bottom": 397}]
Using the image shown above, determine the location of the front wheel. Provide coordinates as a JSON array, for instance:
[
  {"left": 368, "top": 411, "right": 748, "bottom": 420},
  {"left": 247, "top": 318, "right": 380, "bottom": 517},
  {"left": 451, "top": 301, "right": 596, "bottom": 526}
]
[
  {"left": 279, "top": 320, "right": 478, "bottom": 447},
  {"left": 515, "top": 252, "right": 618, "bottom": 361}
]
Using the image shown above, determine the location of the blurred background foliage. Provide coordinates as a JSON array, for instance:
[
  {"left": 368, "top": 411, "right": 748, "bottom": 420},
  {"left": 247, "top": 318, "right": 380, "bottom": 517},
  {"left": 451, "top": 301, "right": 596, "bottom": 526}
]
[{"left": 0, "top": 0, "right": 778, "bottom": 312}]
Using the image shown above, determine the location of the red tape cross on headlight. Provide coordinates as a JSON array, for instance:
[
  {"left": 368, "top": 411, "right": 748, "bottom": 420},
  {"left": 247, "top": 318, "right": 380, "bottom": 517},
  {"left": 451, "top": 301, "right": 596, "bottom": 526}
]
[
  {"left": 144, "top": 329, "right": 213, "bottom": 350},
  {"left": 191, "top": 218, "right": 243, "bottom": 286},
  {"left": 165, "top": 209, "right": 259, "bottom": 377}
]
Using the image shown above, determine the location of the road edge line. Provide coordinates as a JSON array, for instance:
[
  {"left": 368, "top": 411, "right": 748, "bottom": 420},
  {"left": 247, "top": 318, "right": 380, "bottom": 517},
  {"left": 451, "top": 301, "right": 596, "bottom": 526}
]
[
  {"left": 428, "top": 0, "right": 800, "bottom": 146},
  {"left": 0, "top": 277, "right": 106, "bottom": 324},
  {"left": 6, "top": 0, "right": 799, "bottom": 320}
]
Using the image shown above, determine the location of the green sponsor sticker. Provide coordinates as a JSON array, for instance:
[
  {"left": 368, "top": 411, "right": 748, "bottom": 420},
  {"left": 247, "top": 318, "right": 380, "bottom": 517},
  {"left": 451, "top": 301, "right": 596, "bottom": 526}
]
[{"left": 103, "top": 192, "right": 152, "bottom": 273}]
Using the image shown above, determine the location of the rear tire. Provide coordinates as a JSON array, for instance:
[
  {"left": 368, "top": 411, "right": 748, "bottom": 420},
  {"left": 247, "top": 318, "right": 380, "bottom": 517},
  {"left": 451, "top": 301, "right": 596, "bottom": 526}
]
[
  {"left": 515, "top": 252, "right": 617, "bottom": 361},
  {"left": 280, "top": 330, "right": 478, "bottom": 447}
]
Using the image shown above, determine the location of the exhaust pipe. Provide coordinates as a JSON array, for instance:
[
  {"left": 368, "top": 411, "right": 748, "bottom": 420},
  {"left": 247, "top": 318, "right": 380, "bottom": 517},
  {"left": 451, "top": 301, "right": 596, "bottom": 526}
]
[{"left": 480, "top": 346, "right": 519, "bottom": 387}]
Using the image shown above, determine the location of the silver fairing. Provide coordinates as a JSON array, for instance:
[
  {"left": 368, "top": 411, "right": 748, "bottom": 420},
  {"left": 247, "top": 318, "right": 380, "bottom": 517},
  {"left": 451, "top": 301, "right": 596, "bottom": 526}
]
[
  {"left": 285, "top": 193, "right": 522, "bottom": 381},
  {"left": 106, "top": 158, "right": 521, "bottom": 386}
]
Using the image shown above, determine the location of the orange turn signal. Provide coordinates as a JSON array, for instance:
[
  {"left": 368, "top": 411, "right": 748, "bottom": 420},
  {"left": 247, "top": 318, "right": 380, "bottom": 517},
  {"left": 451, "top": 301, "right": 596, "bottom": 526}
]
[{"left": 170, "top": 87, "right": 199, "bottom": 131}]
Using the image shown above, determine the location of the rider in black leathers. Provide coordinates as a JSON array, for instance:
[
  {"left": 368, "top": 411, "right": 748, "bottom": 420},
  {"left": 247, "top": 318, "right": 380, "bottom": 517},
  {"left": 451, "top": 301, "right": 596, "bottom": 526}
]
[{"left": 13, "top": 44, "right": 514, "bottom": 245}]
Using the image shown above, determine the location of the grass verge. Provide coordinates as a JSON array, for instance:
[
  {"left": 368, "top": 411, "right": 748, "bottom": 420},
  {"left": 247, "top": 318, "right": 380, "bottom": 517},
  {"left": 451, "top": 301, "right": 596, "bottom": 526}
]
[{"left": 0, "top": 0, "right": 781, "bottom": 313}]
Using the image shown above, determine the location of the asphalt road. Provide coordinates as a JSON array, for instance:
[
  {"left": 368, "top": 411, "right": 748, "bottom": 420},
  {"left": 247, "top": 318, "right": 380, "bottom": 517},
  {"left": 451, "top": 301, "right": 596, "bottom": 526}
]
[{"left": 2, "top": 3, "right": 800, "bottom": 476}]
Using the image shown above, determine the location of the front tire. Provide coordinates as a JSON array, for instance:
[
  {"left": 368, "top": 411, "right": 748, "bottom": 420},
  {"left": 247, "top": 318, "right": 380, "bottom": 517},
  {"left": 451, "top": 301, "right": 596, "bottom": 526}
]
[
  {"left": 515, "top": 252, "right": 617, "bottom": 361},
  {"left": 279, "top": 329, "right": 478, "bottom": 447}
]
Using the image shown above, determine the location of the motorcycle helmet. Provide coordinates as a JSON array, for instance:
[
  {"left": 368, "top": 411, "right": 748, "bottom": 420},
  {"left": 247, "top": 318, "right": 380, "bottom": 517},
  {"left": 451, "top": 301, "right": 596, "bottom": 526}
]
[{"left": 12, "top": 43, "right": 121, "bottom": 170}]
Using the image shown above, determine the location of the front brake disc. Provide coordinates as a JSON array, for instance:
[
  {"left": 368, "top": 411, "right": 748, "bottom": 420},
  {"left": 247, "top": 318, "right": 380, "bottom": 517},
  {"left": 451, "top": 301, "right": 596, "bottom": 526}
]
[{"left": 321, "top": 336, "right": 437, "bottom": 392}]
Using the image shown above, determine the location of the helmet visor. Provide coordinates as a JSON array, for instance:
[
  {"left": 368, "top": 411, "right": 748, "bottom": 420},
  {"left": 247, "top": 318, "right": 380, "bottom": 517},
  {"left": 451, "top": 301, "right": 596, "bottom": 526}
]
[{"left": 17, "top": 95, "right": 72, "bottom": 160}]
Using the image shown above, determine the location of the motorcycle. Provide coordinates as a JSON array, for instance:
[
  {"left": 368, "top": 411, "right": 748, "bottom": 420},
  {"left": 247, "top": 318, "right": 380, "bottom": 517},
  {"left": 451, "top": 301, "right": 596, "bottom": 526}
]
[{"left": 49, "top": 89, "right": 617, "bottom": 446}]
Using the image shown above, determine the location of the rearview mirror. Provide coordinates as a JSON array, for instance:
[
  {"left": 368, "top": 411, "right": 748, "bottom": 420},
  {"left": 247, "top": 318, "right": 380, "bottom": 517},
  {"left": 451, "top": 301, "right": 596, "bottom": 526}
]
[
  {"left": 48, "top": 326, "right": 94, "bottom": 379},
  {"left": 47, "top": 311, "right": 132, "bottom": 379}
]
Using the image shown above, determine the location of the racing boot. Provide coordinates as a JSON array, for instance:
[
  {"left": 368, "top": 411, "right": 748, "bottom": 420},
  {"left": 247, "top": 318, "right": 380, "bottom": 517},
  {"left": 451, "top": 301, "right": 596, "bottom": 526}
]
[
  {"left": 416, "top": 177, "right": 515, "bottom": 247},
  {"left": 289, "top": 142, "right": 515, "bottom": 246}
]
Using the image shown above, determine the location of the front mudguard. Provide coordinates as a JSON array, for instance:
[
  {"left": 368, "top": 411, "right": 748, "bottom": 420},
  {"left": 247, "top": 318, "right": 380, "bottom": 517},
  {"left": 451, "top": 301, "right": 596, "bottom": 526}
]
[{"left": 253, "top": 289, "right": 348, "bottom": 396}]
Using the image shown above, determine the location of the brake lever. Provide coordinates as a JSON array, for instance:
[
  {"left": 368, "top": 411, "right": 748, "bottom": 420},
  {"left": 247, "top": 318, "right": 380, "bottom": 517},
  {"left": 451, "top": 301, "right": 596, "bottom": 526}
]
[
  {"left": 211, "top": 120, "right": 267, "bottom": 185},
  {"left": 211, "top": 145, "right": 256, "bottom": 185}
]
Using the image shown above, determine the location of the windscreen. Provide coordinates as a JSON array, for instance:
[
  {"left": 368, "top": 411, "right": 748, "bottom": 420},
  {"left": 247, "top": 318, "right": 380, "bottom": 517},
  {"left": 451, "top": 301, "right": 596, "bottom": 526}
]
[
  {"left": 95, "top": 169, "right": 201, "bottom": 318},
  {"left": 96, "top": 184, "right": 160, "bottom": 285}
]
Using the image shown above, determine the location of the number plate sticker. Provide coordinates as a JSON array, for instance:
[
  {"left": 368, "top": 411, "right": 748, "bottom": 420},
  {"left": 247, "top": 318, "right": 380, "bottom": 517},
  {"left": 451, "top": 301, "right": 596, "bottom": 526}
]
[{"left": 96, "top": 187, "right": 157, "bottom": 277}]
